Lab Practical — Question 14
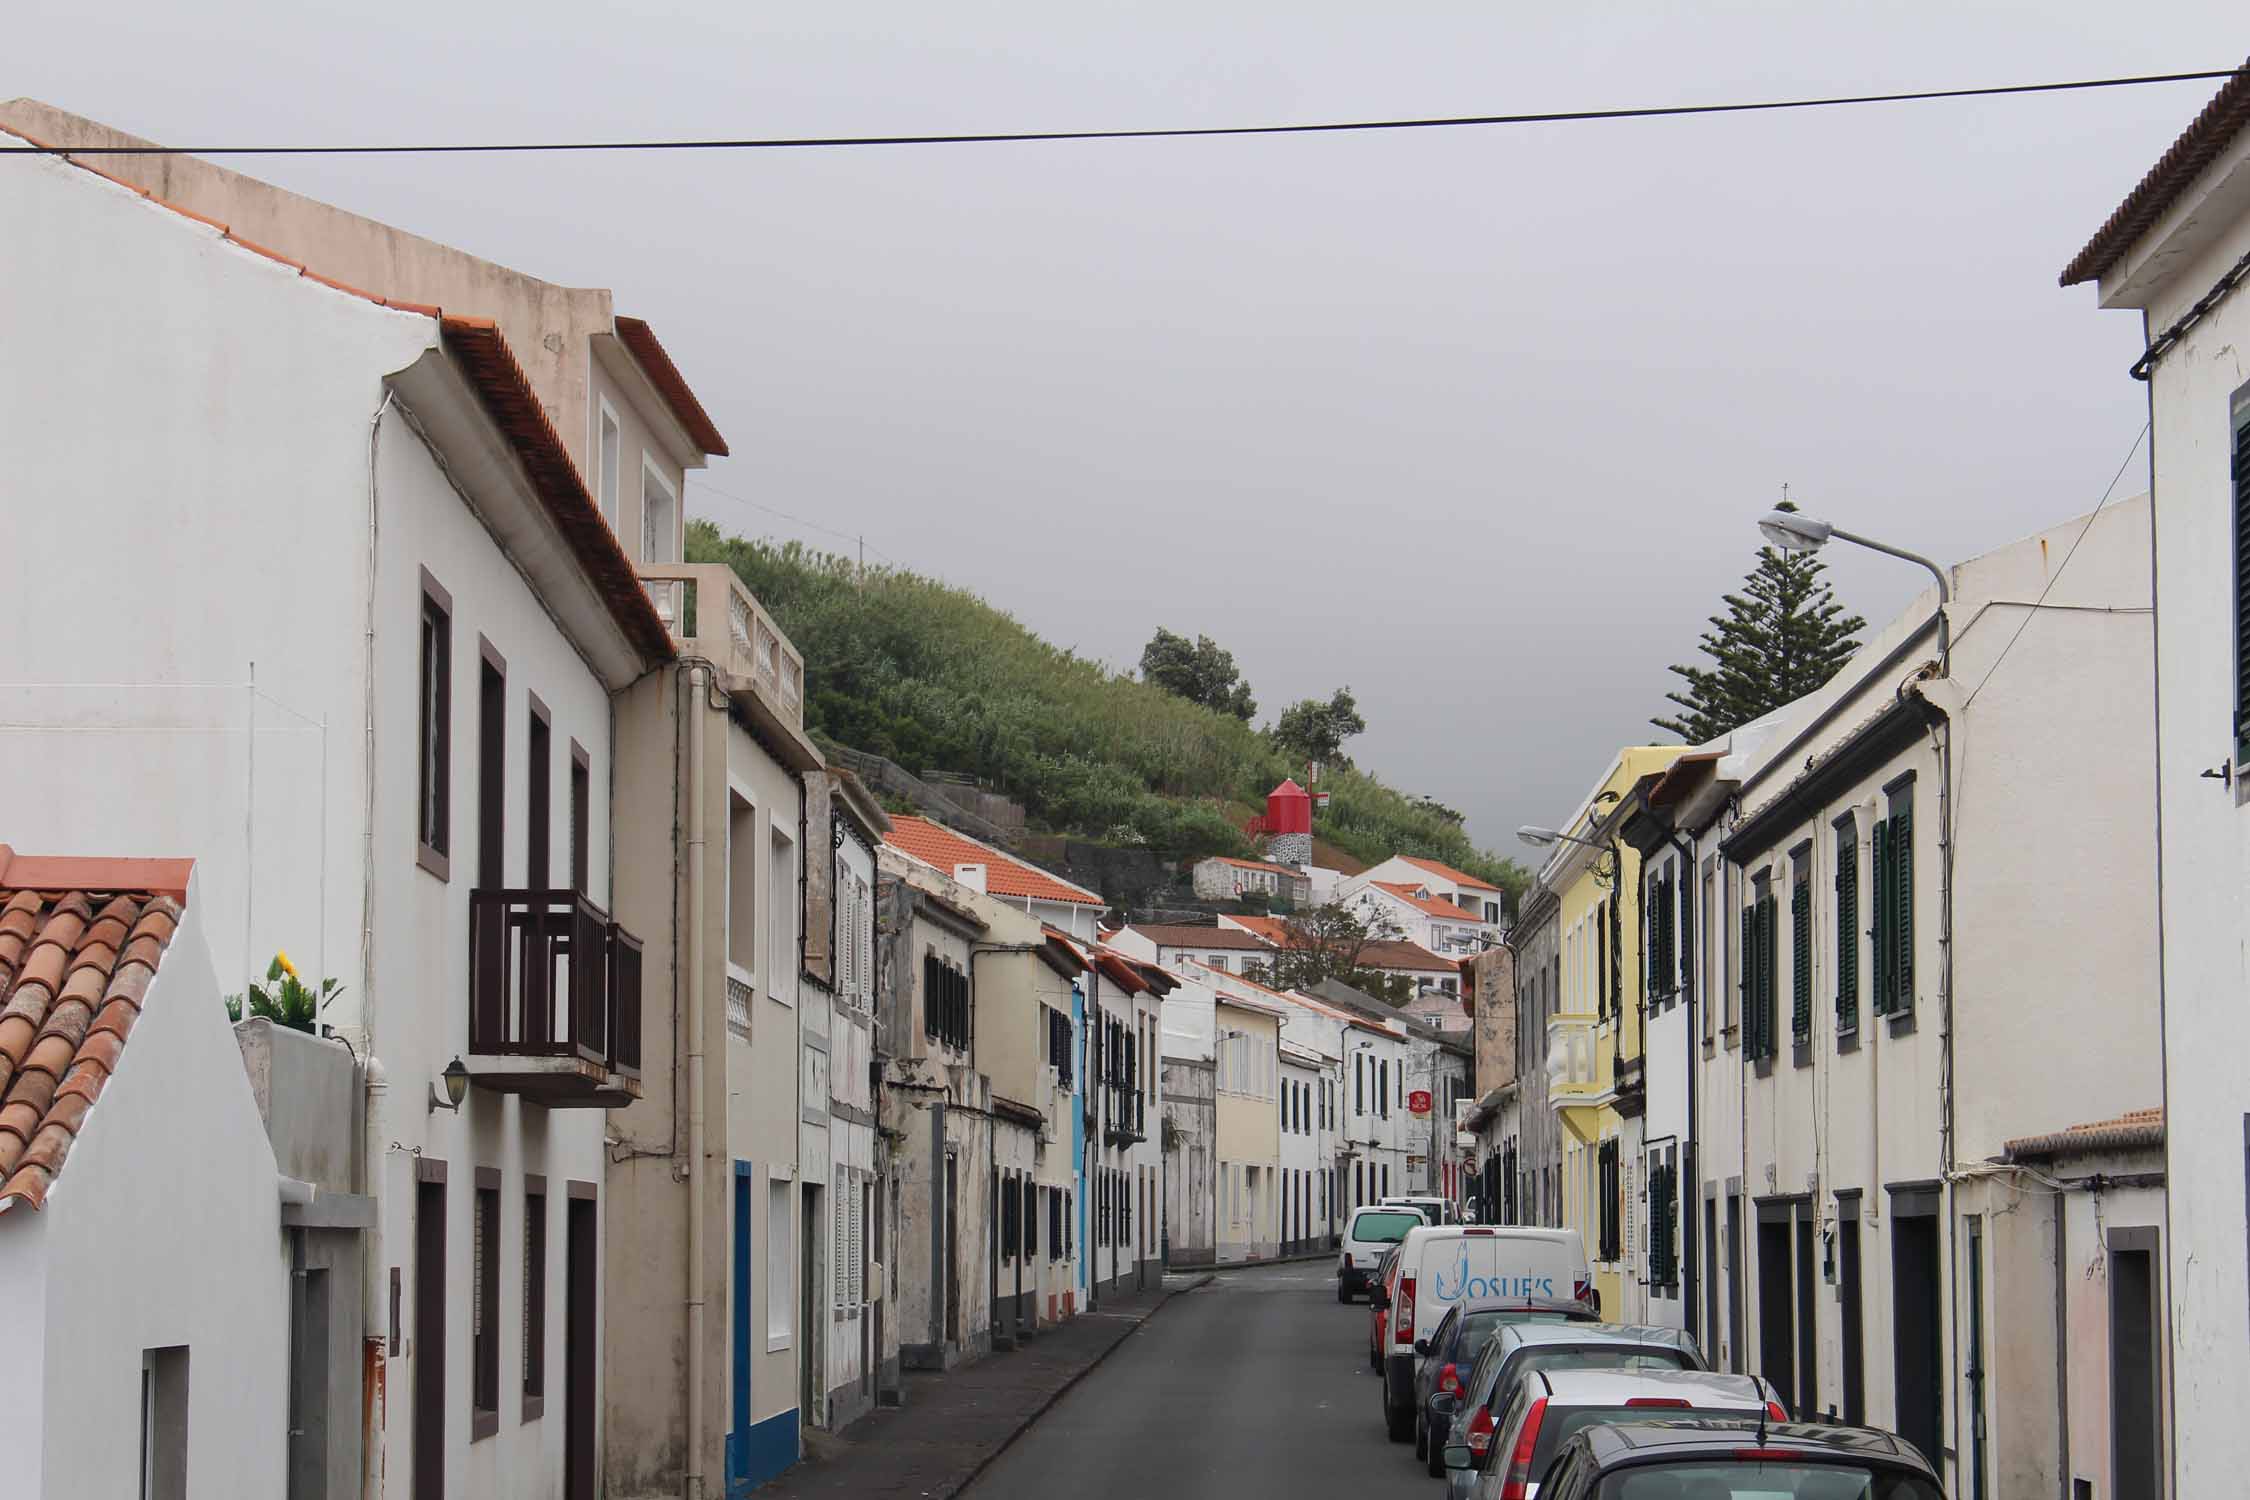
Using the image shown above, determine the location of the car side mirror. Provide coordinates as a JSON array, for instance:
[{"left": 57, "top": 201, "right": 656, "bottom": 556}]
[
  {"left": 1442, "top": 1444, "right": 1474, "bottom": 1472},
  {"left": 1431, "top": 1393, "right": 1459, "bottom": 1417},
  {"left": 1371, "top": 1288, "right": 1389, "bottom": 1309},
  {"left": 1414, "top": 1337, "right": 1433, "bottom": 1356}
]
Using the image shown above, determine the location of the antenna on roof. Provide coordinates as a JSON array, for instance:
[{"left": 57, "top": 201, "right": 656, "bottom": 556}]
[{"left": 1756, "top": 1397, "right": 1769, "bottom": 1447}]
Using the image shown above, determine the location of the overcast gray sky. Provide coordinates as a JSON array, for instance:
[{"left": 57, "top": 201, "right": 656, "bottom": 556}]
[{"left": 17, "top": 3, "right": 2238, "bottom": 853}]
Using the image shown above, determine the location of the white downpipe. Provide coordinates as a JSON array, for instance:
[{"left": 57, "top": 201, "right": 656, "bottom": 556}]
[{"left": 684, "top": 662, "right": 711, "bottom": 1500}]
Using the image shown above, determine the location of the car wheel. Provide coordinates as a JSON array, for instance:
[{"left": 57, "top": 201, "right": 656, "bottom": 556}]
[
  {"left": 1424, "top": 1418, "right": 1445, "bottom": 1478},
  {"left": 1385, "top": 1396, "right": 1413, "bottom": 1443},
  {"left": 1414, "top": 1413, "right": 1428, "bottom": 1461},
  {"left": 1337, "top": 1283, "right": 1352, "bottom": 1304}
]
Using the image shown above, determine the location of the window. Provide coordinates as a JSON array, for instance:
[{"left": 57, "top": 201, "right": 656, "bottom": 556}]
[
  {"left": 1702, "top": 860, "right": 1718, "bottom": 1040},
  {"left": 1597, "top": 1139, "right": 1622, "bottom": 1261},
  {"left": 1049, "top": 1185, "right": 1064, "bottom": 1261},
  {"left": 1741, "top": 876, "right": 1778, "bottom": 1061},
  {"left": 728, "top": 793, "right": 756, "bottom": 973},
  {"left": 473, "top": 1170, "right": 500, "bottom": 1438},
  {"left": 834, "top": 1171, "right": 851, "bottom": 1309},
  {"left": 770, "top": 830, "right": 796, "bottom": 998},
  {"left": 1791, "top": 854, "right": 1812, "bottom": 1046},
  {"left": 569, "top": 743, "right": 590, "bottom": 894},
  {"left": 1873, "top": 782, "right": 1916, "bottom": 1018},
  {"left": 596, "top": 403, "right": 621, "bottom": 530},
  {"left": 767, "top": 1178, "right": 792, "bottom": 1347},
  {"left": 416, "top": 573, "right": 452, "bottom": 877},
  {"left": 1379, "top": 1058, "right": 1389, "bottom": 1118},
  {"left": 477, "top": 647, "right": 505, "bottom": 888},
  {"left": 526, "top": 700, "right": 551, "bottom": 887},
  {"left": 1208, "top": 954, "right": 1229, "bottom": 973},
  {"left": 1022, "top": 1177, "right": 1038, "bottom": 1261},
  {"left": 523, "top": 1180, "right": 546, "bottom": 1418},
  {"left": 1048, "top": 1008, "right": 1073, "bottom": 1084},
  {"left": 2237, "top": 406, "right": 2250, "bottom": 762},
  {"left": 925, "top": 956, "right": 969, "bottom": 1050},
  {"left": 642, "top": 460, "right": 680, "bottom": 565},
  {"left": 140, "top": 1345, "right": 189, "bottom": 1500},
  {"left": 1354, "top": 1054, "right": 1364, "bottom": 1115},
  {"left": 1648, "top": 1151, "right": 1678, "bottom": 1289},
  {"left": 1834, "top": 817, "right": 1860, "bottom": 1036}
]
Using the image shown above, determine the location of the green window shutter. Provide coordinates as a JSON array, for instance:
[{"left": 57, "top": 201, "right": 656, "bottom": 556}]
[
  {"left": 1870, "top": 820, "right": 1891, "bottom": 1015},
  {"left": 1609, "top": 892, "right": 1623, "bottom": 1021},
  {"left": 1893, "top": 807, "right": 1914, "bottom": 1015},
  {"left": 1791, "top": 878, "right": 1812, "bottom": 1042},
  {"left": 1740, "top": 904, "right": 1755, "bottom": 1037},
  {"left": 1755, "top": 893, "right": 1776, "bottom": 1059},
  {"left": 2236, "top": 416, "right": 2250, "bottom": 761},
  {"left": 1835, "top": 835, "right": 1858, "bottom": 1033}
]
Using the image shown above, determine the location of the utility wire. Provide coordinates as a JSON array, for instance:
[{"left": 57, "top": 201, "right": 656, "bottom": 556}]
[
  {"left": 686, "top": 476, "right": 897, "bottom": 564},
  {"left": 4, "top": 67, "right": 2237, "bottom": 157},
  {"left": 1962, "top": 421, "right": 2149, "bottom": 709}
]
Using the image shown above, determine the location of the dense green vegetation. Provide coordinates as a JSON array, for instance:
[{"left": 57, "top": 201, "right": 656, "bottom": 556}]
[{"left": 689, "top": 523, "right": 1525, "bottom": 897}]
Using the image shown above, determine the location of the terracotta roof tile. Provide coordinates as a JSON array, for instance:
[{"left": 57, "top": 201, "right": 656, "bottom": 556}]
[
  {"left": 1370, "top": 881, "right": 1487, "bottom": 923},
  {"left": 2003, "top": 1107, "right": 2164, "bottom": 1162},
  {"left": 1120, "top": 923, "right": 1276, "bottom": 952},
  {"left": 882, "top": 816, "right": 1104, "bottom": 907},
  {"left": 1394, "top": 855, "right": 1501, "bottom": 893},
  {"left": 0, "top": 866, "right": 186, "bottom": 1212},
  {"left": 2062, "top": 61, "right": 2250, "bottom": 286},
  {"left": 614, "top": 317, "right": 730, "bottom": 457}
]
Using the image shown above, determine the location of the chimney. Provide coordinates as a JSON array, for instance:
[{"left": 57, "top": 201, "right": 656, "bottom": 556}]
[{"left": 953, "top": 863, "right": 988, "bottom": 894}]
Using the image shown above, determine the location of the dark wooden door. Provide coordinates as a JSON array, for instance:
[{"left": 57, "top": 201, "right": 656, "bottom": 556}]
[
  {"left": 414, "top": 1171, "right": 447, "bottom": 1500},
  {"left": 565, "top": 1193, "right": 597, "bottom": 1500},
  {"left": 944, "top": 1153, "right": 959, "bottom": 1346},
  {"left": 1891, "top": 1210, "right": 1944, "bottom": 1470},
  {"left": 2109, "top": 1236, "right": 2161, "bottom": 1500},
  {"left": 1757, "top": 1216, "right": 1794, "bottom": 1410},
  {"left": 1794, "top": 1215, "right": 1819, "bottom": 1419},
  {"left": 1839, "top": 1211, "right": 1866, "bottom": 1425}
]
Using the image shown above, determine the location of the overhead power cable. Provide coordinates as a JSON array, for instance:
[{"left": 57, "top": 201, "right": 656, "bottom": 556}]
[{"left": 2, "top": 67, "right": 2237, "bottom": 157}]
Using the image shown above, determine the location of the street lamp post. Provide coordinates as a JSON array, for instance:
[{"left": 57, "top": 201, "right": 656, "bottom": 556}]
[{"left": 1757, "top": 510, "right": 1952, "bottom": 675}]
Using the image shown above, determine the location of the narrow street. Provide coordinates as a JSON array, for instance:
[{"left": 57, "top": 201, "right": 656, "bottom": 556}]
[{"left": 968, "top": 1261, "right": 1417, "bottom": 1500}]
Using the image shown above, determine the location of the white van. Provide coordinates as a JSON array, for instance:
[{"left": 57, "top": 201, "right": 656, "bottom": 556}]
[
  {"left": 1337, "top": 1203, "right": 1430, "bottom": 1302},
  {"left": 1374, "top": 1226, "right": 1593, "bottom": 1440},
  {"left": 1380, "top": 1195, "right": 1457, "bottom": 1227}
]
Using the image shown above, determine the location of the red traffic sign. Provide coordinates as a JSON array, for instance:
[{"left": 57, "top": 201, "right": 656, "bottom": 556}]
[{"left": 1407, "top": 1090, "right": 1433, "bottom": 1116}]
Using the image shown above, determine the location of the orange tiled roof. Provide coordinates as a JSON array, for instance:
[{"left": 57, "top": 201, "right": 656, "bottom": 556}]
[
  {"left": 5, "top": 123, "right": 675, "bottom": 669},
  {"left": 1122, "top": 923, "right": 1275, "bottom": 951},
  {"left": 1371, "top": 881, "right": 1485, "bottom": 923},
  {"left": 2003, "top": 1107, "right": 2164, "bottom": 1162},
  {"left": 2061, "top": 61, "right": 2250, "bottom": 287},
  {"left": 884, "top": 816, "right": 1103, "bottom": 907},
  {"left": 0, "top": 858, "right": 190, "bottom": 1211},
  {"left": 1222, "top": 915, "right": 1293, "bottom": 945},
  {"left": 1395, "top": 855, "right": 1501, "bottom": 893},
  {"left": 615, "top": 317, "right": 729, "bottom": 458},
  {"left": 1355, "top": 939, "right": 1456, "bottom": 973}
]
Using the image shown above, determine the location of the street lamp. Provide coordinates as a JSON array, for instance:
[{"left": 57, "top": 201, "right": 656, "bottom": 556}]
[
  {"left": 1515, "top": 825, "right": 1602, "bottom": 850},
  {"left": 428, "top": 1056, "right": 470, "bottom": 1114},
  {"left": 1757, "top": 509, "right": 1952, "bottom": 674}
]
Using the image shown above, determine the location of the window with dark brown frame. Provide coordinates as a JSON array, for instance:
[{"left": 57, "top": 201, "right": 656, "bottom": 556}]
[
  {"left": 523, "top": 1177, "right": 547, "bottom": 1420},
  {"left": 417, "top": 572, "right": 453, "bottom": 878},
  {"left": 473, "top": 1167, "right": 501, "bottom": 1440},
  {"left": 477, "top": 645, "right": 505, "bottom": 890},
  {"left": 527, "top": 698, "right": 551, "bottom": 889},
  {"left": 569, "top": 742, "right": 591, "bottom": 895}
]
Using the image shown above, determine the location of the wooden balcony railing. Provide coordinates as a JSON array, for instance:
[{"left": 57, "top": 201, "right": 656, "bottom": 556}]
[{"left": 469, "top": 887, "right": 643, "bottom": 1101}]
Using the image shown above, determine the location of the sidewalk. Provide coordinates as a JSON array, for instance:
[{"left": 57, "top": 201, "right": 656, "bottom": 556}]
[{"left": 761, "top": 1274, "right": 1211, "bottom": 1500}]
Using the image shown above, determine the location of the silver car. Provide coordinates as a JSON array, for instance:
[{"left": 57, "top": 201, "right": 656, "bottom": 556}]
[{"left": 1450, "top": 1366, "right": 1784, "bottom": 1500}]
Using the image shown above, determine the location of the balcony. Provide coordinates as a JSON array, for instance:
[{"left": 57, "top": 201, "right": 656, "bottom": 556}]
[
  {"left": 636, "top": 563, "right": 822, "bottom": 772},
  {"left": 1545, "top": 1013, "right": 1603, "bottom": 1109},
  {"left": 468, "top": 888, "right": 644, "bottom": 1106}
]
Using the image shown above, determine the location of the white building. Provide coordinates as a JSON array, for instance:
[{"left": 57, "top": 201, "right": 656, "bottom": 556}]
[
  {"left": 0, "top": 862, "right": 290, "bottom": 1500},
  {"left": 1344, "top": 880, "right": 1497, "bottom": 959},
  {"left": 1660, "top": 501, "right": 2159, "bottom": 1494},
  {"left": 1190, "top": 855, "right": 1312, "bottom": 909},
  {"left": 1109, "top": 921, "right": 1276, "bottom": 976},
  {"left": 1348, "top": 855, "right": 1510, "bottom": 927},
  {"left": 2063, "top": 64, "right": 2250, "bottom": 1498},
  {"left": 1279, "top": 1045, "right": 1325, "bottom": 1256},
  {"left": 1157, "top": 973, "right": 1220, "bottom": 1268},
  {"left": 1080, "top": 940, "right": 1169, "bottom": 1301},
  {"left": 0, "top": 141, "right": 670, "bottom": 1499}
]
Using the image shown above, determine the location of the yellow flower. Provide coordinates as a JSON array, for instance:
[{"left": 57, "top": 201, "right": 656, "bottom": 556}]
[{"left": 276, "top": 950, "right": 298, "bottom": 978}]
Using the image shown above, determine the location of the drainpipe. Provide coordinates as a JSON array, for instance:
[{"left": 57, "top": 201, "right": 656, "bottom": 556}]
[
  {"left": 683, "top": 662, "right": 712, "bottom": 1500},
  {"left": 359, "top": 390, "right": 393, "bottom": 1500}
]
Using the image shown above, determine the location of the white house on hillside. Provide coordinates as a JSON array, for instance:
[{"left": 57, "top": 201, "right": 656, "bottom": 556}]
[
  {"left": 2062, "top": 63, "right": 2250, "bottom": 1498},
  {"left": 1346, "top": 881, "right": 1495, "bottom": 959},
  {"left": 1348, "top": 855, "right": 1509, "bottom": 927},
  {"left": 1109, "top": 922, "right": 1276, "bottom": 977}
]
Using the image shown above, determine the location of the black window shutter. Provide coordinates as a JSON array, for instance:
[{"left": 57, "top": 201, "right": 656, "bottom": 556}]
[
  {"left": 1893, "top": 807, "right": 1915, "bottom": 1015},
  {"left": 1836, "top": 833, "right": 1858, "bottom": 1034},
  {"left": 1870, "top": 822, "right": 1891, "bottom": 1015},
  {"left": 2237, "top": 415, "right": 2250, "bottom": 760},
  {"left": 1739, "top": 905, "right": 1755, "bottom": 1040},
  {"left": 1791, "top": 876, "right": 1812, "bottom": 1043},
  {"left": 1755, "top": 892, "right": 1776, "bottom": 1059}
]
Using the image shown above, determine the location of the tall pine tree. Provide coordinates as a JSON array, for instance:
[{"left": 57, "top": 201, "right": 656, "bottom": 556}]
[{"left": 1654, "top": 503, "right": 1868, "bottom": 742}]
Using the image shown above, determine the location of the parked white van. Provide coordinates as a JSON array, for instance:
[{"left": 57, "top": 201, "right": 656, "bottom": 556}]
[
  {"left": 1373, "top": 1226, "right": 1594, "bottom": 1440},
  {"left": 1337, "top": 1203, "right": 1431, "bottom": 1302}
]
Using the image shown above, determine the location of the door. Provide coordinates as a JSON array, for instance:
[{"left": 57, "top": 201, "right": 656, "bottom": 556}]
[
  {"left": 943, "top": 1153, "right": 959, "bottom": 1347},
  {"left": 728, "top": 1166, "right": 752, "bottom": 1489},
  {"left": 800, "top": 1183, "right": 821, "bottom": 1422},
  {"left": 2108, "top": 1229, "right": 2161, "bottom": 1500},
  {"left": 1757, "top": 1213, "right": 1794, "bottom": 1409},
  {"left": 1965, "top": 1216, "right": 1988, "bottom": 1500},
  {"left": 413, "top": 1170, "right": 446, "bottom": 1500},
  {"left": 1891, "top": 1206, "right": 1944, "bottom": 1470},
  {"left": 1795, "top": 1213, "right": 1819, "bottom": 1420},
  {"left": 1838, "top": 1204, "right": 1866, "bottom": 1425},
  {"left": 1703, "top": 1198, "right": 1720, "bottom": 1362},
  {"left": 1724, "top": 1193, "right": 1744, "bottom": 1374},
  {"left": 565, "top": 1190, "right": 597, "bottom": 1500}
]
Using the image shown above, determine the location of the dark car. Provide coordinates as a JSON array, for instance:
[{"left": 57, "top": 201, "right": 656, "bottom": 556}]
[
  {"left": 1502, "top": 1416, "right": 1945, "bottom": 1500},
  {"left": 1438, "top": 1322, "right": 1709, "bottom": 1500},
  {"left": 1366, "top": 1246, "right": 1399, "bottom": 1371},
  {"left": 1411, "top": 1300, "right": 1601, "bottom": 1474}
]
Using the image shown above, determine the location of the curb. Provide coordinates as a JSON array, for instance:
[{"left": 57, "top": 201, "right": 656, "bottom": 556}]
[{"left": 941, "top": 1273, "right": 1214, "bottom": 1499}]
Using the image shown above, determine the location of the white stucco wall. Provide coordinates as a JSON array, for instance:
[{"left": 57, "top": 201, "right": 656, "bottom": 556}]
[
  {"left": 2093, "top": 125, "right": 2250, "bottom": 1493},
  {"left": 23, "top": 885, "right": 289, "bottom": 1500}
]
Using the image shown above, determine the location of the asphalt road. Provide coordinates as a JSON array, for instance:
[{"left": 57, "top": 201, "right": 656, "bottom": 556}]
[{"left": 967, "top": 1260, "right": 1429, "bottom": 1500}]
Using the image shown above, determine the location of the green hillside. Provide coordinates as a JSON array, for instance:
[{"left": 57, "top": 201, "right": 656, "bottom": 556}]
[{"left": 689, "top": 523, "right": 1525, "bottom": 898}]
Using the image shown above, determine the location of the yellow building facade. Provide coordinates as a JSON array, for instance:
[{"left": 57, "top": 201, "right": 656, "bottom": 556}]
[{"left": 1542, "top": 745, "right": 1684, "bottom": 1319}]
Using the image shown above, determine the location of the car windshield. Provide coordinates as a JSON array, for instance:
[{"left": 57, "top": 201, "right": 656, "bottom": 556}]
[
  {"left": 1536, "top": 1408, "right": 1765, "bottom": 1476},
  {"left": 1352, "top": 1211, "right": 1424, "bottom": 1242},
  {"left": 1481, "top": 1346, "right": 1691, "bottom": 1406},
  {"left": 1593, "top": 1461, "right": 1945, "bottom": 1499}
]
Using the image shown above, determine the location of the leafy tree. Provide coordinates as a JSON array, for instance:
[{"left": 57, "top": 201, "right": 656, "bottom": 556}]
[
  {"left": 1655, "top": 503, "right": 1868, "bottom": 742},
  {"left": 1245, "top": 901, "right": 1415, "bottom": 1005},
  {"left": 1271, "top": 688, "right": 1367, "bottom": 769},
  {"left": 1139, "top": 627, "right": 1256, "bottom": 719}
]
